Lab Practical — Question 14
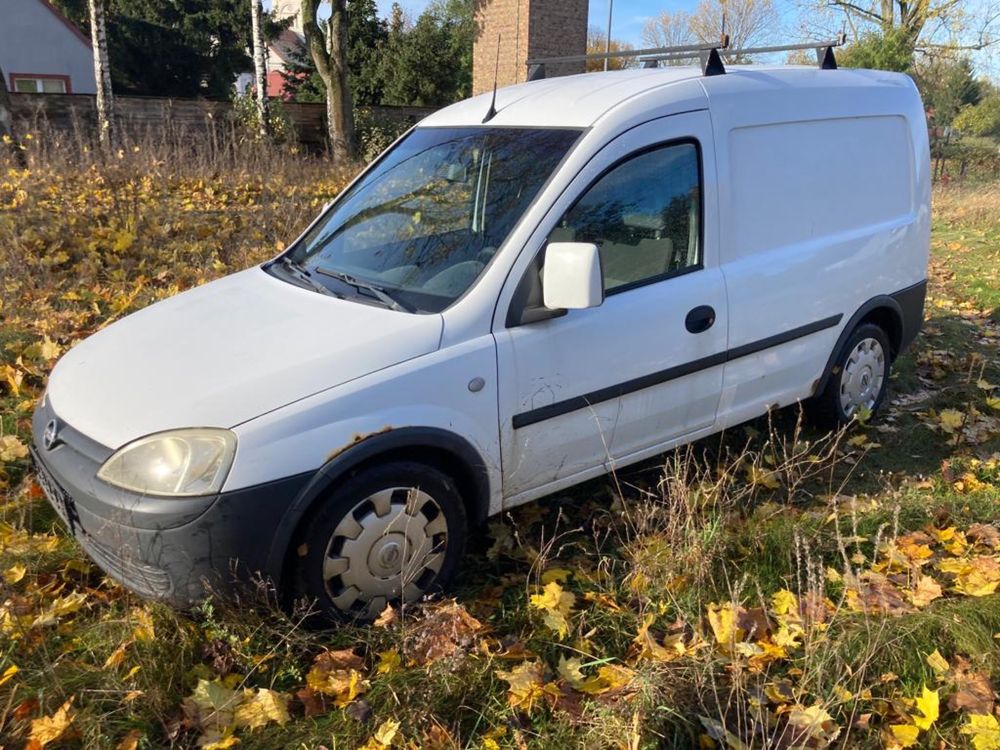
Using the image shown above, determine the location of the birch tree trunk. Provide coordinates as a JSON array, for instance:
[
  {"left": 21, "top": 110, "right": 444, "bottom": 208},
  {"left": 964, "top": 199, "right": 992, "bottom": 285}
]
[
  {"left": 302, "top": 0, "right": 356, "bottom": 163},
  {"left": 250, "top": 0, "right": 271, "bottom": 139},
  {"left": 0, "top": 66, "right": 26, "bottom": 167},
  {"left": 88, "top": 0, "right": 116, "bottom": 151}
]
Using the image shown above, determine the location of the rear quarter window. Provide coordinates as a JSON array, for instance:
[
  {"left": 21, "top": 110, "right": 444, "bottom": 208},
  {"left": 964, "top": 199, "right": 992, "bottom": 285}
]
[{"left": 727, "top": 115, "right": 914, "bottom": 259}]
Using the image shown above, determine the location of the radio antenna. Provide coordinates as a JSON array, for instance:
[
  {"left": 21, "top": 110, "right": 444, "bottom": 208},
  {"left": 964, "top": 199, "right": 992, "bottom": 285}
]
[{"left": 483, "top": 33, "right": 501, "bottom": 123}]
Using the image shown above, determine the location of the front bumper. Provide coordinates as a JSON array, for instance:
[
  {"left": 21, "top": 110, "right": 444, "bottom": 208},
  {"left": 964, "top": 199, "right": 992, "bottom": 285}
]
[{"left": 31, "top": 400, "right": 311, "bottom": 606}]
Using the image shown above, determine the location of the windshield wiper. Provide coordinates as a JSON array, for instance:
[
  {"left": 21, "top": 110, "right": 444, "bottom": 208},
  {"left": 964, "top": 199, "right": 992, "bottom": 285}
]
[
  {"left": 271, "top": 256, "right": 342, "bottom": 298},
  {"left": 314, "top": 266, "right": 413, "bottom": 313}
]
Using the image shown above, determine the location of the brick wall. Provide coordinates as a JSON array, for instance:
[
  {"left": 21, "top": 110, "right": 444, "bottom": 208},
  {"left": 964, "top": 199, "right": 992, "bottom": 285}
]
[{"left": 472, "top": 0, "right": 588, "bottom": 95}]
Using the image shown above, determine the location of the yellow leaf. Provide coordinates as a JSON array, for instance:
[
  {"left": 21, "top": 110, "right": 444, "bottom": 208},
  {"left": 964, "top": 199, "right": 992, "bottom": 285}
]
[
  {"left": 201, "top": 734, "right": 240, "bottom": 750},
  {"left": 0, "top": 663, "right": 18, "bottom": 686},
  {"left": 746, "top": 465, "right": 780, "bottom": 489},
  {"left": 913, "top": 685, "right": 939, "bottom": 730},
  {"left": 785, "top": 705, "right": 841, "bottom": 747},
  {"left": 3, "top": 563, "right": 26, "bottom": 584},
  {"left": 556, "top": 655, "right": 586, "bottom": 688},
  {"left": 888, "top": 724, "right": 920, "bottom": 748},
  {"left": 376, "top": 649, "right": 401, "bottom": 675},
  {"left": 529, "top": 581, "right": 575, "bottom": 639},
  {"left": 962, "top": 713, "right": 1000, "bottom": 750},
  {"left": 540, "top": 567, "right": 571, "bottom": 585},
  {"left": 0, "top": 435, "right": 28, "bottom": 463},
  {"left": 926, "top": 649, "right": 949, "bottom": 674},
  {"left": 771, "top": 589, "right": 798, "bottom": 616},
  {"left": 233, "top": 688, "right": 289, "bottom": 730},
  {"left": 707, "top": 602, "right": 744, "bottom": 652},
  {"left": 131, "top": 607, "right": 155, "bottom": 642},
  {"left": 116, "top": 728, "right": 143, "bottom": 750},
  {"left": 909, "top": 575, "right": 943, "bottom": 607},
  {"left": 306, "top": 650, "right": 368, "bottom": 706},
  {"left": 104, "top": 641, "right": 130, "bottom": 669},
  {"left": 496, "top": 661, "right": 546, "bottom": 713},
  {"left": 577, "top": 664, "right": 634, "bottom": 696},
  {"left": 29, "top": 697, "right": 75, "bottom": 748},
  {"left": 938, "top": 409, "right": 965, "bottom": 433},
  {"left": 38, "top": 336, "right": 61, "bottom": 361}
]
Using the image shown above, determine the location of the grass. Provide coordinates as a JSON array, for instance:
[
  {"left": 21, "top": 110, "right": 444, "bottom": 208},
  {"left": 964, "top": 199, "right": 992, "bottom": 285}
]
[{"left": 0, "top": 139, "right": 999, "bottom": 749}]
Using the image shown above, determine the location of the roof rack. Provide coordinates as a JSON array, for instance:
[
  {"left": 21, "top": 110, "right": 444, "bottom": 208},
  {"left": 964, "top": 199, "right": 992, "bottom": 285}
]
[
  {"left": 526, "top": 33, "right": 846, "bottom": 81},
  {"left": 526, "top": 37, "right": 730, "bottom": 81}
]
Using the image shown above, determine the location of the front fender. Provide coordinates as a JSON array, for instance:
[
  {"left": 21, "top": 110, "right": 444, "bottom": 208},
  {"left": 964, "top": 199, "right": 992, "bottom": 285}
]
[{"left": 262, "top": 426, "right": 492, "bottom": 586}]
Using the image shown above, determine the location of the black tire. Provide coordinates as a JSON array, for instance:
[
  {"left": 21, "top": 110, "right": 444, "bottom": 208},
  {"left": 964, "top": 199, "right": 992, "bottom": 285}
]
[
  {"left": 289, "top": 461, "right": 467, "bottom": 622},
  {"left": 809, "top": 323, "right": 891, "bottom": 427}
]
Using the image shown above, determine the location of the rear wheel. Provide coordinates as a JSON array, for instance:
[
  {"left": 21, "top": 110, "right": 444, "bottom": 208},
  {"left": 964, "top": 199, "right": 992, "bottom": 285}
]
[
  {"left": 810, "top": 323, "right": 891, "bottom": 426},
  {"left": 290, "top": 462, "right": 467, "bottom": 621}
]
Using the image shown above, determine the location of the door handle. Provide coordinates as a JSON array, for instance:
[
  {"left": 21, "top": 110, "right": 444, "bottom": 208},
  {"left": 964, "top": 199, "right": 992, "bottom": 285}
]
[{"left": 685, "top": 305, "right": 716, "bottom": 334}]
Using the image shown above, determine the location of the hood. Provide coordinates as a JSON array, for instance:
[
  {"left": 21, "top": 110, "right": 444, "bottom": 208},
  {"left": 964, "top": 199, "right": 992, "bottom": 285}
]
[{"left": 46, "top": 268, "right": 443, "bottom": 449}]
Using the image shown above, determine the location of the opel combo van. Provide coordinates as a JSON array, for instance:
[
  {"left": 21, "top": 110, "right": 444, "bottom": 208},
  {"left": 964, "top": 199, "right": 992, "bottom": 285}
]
[{"left": 32, "top": 62, "right": 929, "bottom": 619}]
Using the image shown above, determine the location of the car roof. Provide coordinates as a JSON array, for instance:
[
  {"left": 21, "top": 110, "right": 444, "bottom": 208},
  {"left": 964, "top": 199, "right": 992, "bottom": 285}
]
[{"left": 419, "top": 65, "right": 913, "bottom": 130}]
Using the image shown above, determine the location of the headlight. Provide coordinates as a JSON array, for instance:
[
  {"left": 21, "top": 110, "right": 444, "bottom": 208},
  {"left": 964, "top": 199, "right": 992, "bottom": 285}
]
[{"left": 97, "top": 428, "right": 237, "bottom": 497}]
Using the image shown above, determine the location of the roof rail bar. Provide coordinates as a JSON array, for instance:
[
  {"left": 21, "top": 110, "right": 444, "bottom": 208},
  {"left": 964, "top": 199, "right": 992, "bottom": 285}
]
[
  {"left": 526, "top": 38, "right": 730, "bottom": 81},
  {"left": 639, "top": 34, "right": 847, "bottom": 71}
]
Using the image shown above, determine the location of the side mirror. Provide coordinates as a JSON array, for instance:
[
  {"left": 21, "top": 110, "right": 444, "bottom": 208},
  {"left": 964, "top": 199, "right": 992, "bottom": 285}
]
[{"left": 542, "top": 242, "right": 604, "bottom": 310}]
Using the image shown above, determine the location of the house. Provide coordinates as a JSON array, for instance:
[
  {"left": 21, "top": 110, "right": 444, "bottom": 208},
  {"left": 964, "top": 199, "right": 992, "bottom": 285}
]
[
  {"left": 1, "top": 0, "right": 96, "bottom": 94},
  {"left": 236, "top": 0, "right": 307, "bottom": 99}
]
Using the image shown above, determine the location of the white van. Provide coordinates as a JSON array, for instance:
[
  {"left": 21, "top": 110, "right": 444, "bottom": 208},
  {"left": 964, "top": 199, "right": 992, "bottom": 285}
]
[{"left": 32, "top": 56, "right": 930, "bottom": 618}]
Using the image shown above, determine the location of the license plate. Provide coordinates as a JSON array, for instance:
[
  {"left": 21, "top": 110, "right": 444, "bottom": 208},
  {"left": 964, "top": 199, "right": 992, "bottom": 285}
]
[{"left": 33, "top": 453, "right": 75, "bottom": 529}]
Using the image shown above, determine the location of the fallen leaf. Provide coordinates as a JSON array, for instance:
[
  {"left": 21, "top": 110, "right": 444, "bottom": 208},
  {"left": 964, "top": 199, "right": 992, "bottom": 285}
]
[
  {"left": 961, "top": 713, "right": 1000, "bottom": 750},
  {"left": 306, "top": 650, "right": 367, "bottom": 706},
  {"left": 529, "top": 581, "right": 575, "bottom": 640},
  {"left": 28, "top": 697, "right": 75, "bottom": 748},
  {"left": 233, "top": 688, "right": 289, "bottom": 730},
  {"left": 496, "top": 661, "right": 546, "bottom": 713}
]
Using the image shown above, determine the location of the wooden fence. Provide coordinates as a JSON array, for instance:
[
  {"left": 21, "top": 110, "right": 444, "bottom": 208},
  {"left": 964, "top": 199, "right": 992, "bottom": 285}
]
[{"left": 9, "top": 93, "right": 436, "bottom": 150}]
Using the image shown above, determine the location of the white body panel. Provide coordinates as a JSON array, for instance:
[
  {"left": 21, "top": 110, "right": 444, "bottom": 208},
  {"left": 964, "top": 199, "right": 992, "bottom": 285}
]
[
  {"left": 46, "top": 269, "right": 443, "bottom": 450},
  {"left": 45, "top": 64, "right": 931, "bottom": 523}
]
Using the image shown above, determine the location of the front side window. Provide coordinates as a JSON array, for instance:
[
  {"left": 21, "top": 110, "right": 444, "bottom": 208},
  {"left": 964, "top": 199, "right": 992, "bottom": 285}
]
[
  {"left": 548, "top": 141, "right": 701, "bottom": 294},
  {"left": 277, "top": 126, "right": 580, "bottom": 313}
]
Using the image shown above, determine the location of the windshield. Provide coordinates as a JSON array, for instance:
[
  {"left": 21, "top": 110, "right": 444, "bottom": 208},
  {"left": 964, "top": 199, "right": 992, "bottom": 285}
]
[{"left": 271, "top": 126, "right": 581, "bottom": 313}]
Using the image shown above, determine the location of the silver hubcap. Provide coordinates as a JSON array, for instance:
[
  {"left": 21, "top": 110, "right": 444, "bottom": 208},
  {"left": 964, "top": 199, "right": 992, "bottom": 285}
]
[
  {"left": 839, "top": 337, "right": 886, "bottom": 417},
  {"left": 323, "top": 487, "right": 448, "bottom": 617}
]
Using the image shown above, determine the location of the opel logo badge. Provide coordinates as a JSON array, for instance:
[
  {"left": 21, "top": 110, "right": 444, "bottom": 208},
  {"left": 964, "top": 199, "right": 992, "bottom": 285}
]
[{"left": 43, "top": 419, "right": 60, "bottom": 451}]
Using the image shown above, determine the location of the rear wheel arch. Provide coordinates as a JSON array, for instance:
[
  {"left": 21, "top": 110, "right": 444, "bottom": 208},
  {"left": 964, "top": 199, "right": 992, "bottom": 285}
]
[
  {"left": 265, "top": 427, "right": 491, "bottom": 588},
  {"left": 814, "top": 296, "right": 903, "bottom": 397}
]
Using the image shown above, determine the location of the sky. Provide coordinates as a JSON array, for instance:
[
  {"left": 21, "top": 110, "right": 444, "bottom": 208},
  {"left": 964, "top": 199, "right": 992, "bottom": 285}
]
[
  {"left": 367, "top": 0, "right": 999, "bottom": 79},
  {"left": 377, "top": 0, "right": 765, "bottom": 47}
]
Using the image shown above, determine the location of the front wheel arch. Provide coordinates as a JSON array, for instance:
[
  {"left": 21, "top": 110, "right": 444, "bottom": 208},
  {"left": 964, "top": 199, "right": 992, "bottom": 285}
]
[{"left": 264, "top": 427, "right": 491, "bottom": 591}]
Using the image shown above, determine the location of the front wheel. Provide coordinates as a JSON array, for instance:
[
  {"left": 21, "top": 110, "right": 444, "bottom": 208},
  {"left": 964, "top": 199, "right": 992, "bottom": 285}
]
[
  {"left": 289, "top": 462, "right": 467, "bottom": 621},
  {"left": 810, "top": 323, "right": 891, "bottom": 426}
]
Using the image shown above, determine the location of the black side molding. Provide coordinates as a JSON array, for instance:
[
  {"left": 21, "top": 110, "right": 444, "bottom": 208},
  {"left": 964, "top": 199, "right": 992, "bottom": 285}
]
[{"left": 513, "top": 314, "right": 843, "bottom": 429}]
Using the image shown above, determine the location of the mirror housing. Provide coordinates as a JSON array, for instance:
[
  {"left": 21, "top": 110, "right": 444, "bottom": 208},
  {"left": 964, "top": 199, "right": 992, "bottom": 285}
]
[{"left": 542, "top": 242, "right": 604, "bottom": 310}]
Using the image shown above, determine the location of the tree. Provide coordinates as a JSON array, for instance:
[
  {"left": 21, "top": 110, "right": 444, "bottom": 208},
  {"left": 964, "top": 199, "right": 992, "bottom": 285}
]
[
  {"left": 916, "top": 56, "right": 981, "bottom": 127},
  {"left": 689, "top": 0, "right": 779, "bottom": 58},
  {"left": 954, "top": 95, "right": 1000, "bottom": 138},
  {"left": 347, "top": 0, "right": 388, "bottom": 106},
  {"left": 54, "top": 0, "right": 256, "bottom": 99},
  {"left": 821, "top": 0, "right": 1000, "bottom": 59},
  {"left": 586, "top": 26, "right": 636, "bottom": 71},
  {"left": 642, "top": 10, "right": 696, "bottom": 48},
  {"left": 302, "top": 0, "right": 357, "bottom": 162},
  {"left": 89, "top": 0, "right": 116, "bottom": 151},
  {"left": 641, "top": 0, "right": 779, "bottom": 63},
  {"left": 250, "top": 0, "right": 270, "bottom": 139},
  {"left": 838, "top": 27, "right": 913, "bottom": 72},
  {"left": 378, "top": 1, "right": 473, "bottom": 106}
]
